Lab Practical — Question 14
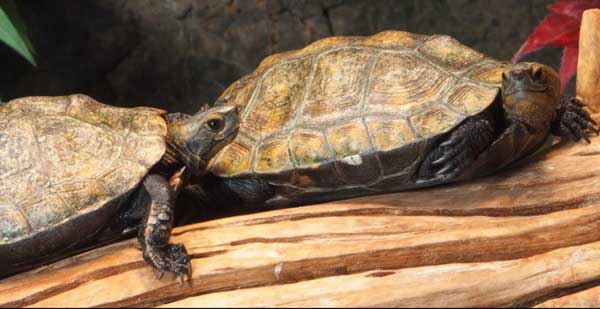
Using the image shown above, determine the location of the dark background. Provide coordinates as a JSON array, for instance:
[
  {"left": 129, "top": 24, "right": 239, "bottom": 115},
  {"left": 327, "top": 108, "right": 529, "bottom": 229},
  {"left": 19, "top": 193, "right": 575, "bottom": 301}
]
[{"left": 2, "top": 0, "right": 560, "bottom": 114}]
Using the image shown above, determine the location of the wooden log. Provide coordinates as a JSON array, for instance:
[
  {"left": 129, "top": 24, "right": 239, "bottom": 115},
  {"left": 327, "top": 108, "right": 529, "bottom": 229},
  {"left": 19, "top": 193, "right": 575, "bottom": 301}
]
[
  {"left": 577, "top": 9, "right": 600, "bottom": 112},
  {"left": 2, "top": 127, "right": 600, "bottom": 307},
  {"left": 535, "top": 285, "right": 600, "bottom": 308}
]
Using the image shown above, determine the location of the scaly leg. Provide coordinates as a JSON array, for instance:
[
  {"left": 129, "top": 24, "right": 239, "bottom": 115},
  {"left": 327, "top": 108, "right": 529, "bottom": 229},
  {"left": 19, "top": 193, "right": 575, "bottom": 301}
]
[
  {"left": 138, "top": 174, "right": 191, "bottom": 285},
  {"left": 419, "top": 112, "right": 499, "bottom": 181}
]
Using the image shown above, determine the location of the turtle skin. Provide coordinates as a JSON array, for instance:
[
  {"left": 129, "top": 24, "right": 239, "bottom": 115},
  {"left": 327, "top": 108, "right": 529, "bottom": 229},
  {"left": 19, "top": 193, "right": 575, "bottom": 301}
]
[{"left": 187, "top": 31, "right": 597, "bottom": 211}]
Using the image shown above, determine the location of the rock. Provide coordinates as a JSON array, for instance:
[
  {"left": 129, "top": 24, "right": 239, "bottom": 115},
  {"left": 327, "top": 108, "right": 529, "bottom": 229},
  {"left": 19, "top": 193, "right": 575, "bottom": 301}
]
[{"left": 1, "top": 0, "right": 557, "bottom": 113}]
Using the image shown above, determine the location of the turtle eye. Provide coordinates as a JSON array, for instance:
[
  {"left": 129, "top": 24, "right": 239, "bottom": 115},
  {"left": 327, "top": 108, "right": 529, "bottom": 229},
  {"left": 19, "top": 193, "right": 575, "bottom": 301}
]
[
  {"left": 532, "top": 67, "right": 544, "bottom": 82},
  {"left": 205, "top": 117, "right": 224, "bottom": 132}
]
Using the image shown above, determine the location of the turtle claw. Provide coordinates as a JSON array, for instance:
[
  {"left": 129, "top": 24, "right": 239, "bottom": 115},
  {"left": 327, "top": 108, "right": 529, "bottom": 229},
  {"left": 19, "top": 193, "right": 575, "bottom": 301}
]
[
  {"left": 155, "top": 269, "right": 165, "bottom": 280},
  {"left": 440, "top": 135, "right": 461, "bottom": 148},
  {"left": 432, "top": 149, "right": 456, "bottom": 166},
  {"left": 144, "top": 243, "right": 192, "bottom": 286},
  {"left": 554, "top": 97, "right": 600, "bottom": 143},
  {"left": 428, "top": 131, "right": 481, "bottom": 181},
  {"left": 435, "top": 162, "right": 456, "bottom": 176}
]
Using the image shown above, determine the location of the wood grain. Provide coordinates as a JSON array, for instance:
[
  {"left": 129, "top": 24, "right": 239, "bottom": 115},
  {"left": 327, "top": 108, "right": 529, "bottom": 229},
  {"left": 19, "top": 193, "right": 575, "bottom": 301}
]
[
  {"left": 578, "top": 9, "right": 600, "bottom": 112},
  {"left": 1, "top": 127, "right": 600, "bottom": 307}
]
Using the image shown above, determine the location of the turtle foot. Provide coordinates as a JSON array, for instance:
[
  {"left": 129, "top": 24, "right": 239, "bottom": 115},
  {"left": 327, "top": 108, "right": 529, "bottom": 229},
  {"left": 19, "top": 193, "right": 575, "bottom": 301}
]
[
  {"left": 424, "top": 115, "right": 496, "bottom": 181},
  {"left": 145, "top": 243, "right": 192, "bottom": 286},
  {"left": 552, "top": 97, "right": 599, "bottom": 143},
  {"left": 430, "top": 135, "right": 475, "bottom": 180}
]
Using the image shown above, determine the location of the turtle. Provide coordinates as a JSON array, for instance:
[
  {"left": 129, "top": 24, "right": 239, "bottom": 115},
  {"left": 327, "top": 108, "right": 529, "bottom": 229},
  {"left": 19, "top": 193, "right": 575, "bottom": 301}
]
[
  {"left": 187, "top": 30, "right": 598, "bottom": 210},
  {"left": 0, "top": 94, "right": 239, "bottom": 281}
]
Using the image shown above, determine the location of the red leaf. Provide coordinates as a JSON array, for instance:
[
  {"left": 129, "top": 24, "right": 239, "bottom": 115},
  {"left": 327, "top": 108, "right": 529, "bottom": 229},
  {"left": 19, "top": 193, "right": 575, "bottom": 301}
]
[
  {"left": 548, "top": 0, "right": 600, "bottom": 20},
  {"left": 512, "top": 13, "right": 580, "bottom": 63},
  {"left": 559, "top": 45, "right": 579, "bottom": 91}
]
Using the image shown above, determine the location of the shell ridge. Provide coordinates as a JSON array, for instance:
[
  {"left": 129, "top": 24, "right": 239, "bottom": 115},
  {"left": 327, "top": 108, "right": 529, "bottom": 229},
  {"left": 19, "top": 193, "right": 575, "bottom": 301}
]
[
  {"left": 27, "top": 118, "right": 52, "bottom": 189},
  {"left": 7, "top": 203, "right": 33, "bottom": 237},
  {"left": 51, "top": 189, "right": 77, "bottom": 217},
  {"left": 405, "top": 116, "right": 422, "bottom": 140},
  {"left": 240, "top": 64, "right": 269, "bottom": 121},
  {"left": 284, "top": 131, "right": 298, "bottom": 169},
  {"left": 359, "top": 51, "right": 383, "bottom": 116},
  {"left": 289, "top": 52, "right": 321, "bottom": 130}
]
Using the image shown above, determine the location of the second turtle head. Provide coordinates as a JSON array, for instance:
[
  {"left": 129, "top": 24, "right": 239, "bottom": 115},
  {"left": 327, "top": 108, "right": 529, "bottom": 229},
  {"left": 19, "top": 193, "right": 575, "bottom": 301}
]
[{"left": 167, "top": 105, "right": 239, "bottom": 175}]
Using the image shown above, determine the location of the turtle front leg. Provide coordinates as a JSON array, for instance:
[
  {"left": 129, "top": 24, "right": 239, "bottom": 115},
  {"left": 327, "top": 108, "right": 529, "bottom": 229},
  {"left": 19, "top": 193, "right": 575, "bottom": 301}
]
[
  {"left": 138, "top": 174, "right": 191, "bottom": 285},
  {"left": 418, "top": 113, "right": 498, "bottom": 181},
  {"left": 551, "top": 96, "right": 599, "bottom": 143}
]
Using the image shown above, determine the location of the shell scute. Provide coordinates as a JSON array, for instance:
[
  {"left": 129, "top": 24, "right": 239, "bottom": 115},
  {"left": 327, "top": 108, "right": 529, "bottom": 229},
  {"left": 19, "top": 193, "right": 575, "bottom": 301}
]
[
  {"left": 447, "top": 83, "right": 500, "bottom": 115},
  {"left": 0, "top": 204, "right": 29, "bottom": 243},
  {"left": 289, "top": 129, "right": 332, "bottom": 166},
  {"left": 210, "top": 134, "right": 255, "bottom": 175},
  {"left": 218, "top": 76, "right": 258, "bottom": 115},
  {"left": 362, "top": 31, "right": 427, "bottom": 49},
  {"left": 0, "top": 96, "right": 70, "bottom": 119},
  {"left": 409, "top": 105, "right": 463, "bottom": 139},
  {"left": 254, "top": 138, "right": 291, "bottom": 173},
  {"left": 98, "top": 161, "right": 148, "bottom": 196},
  {"left": 19, "top": 196, "right": 73, "bottom": 232},
  {"left": 365, "top": 118, "right": 417, "bottom": 152},
  {"left": 418, "top": 35, "right": 486, "bottom": 72},
  {"left": 54, "top": 181, "right": 108, "bottom": 211},
  {"left": 244, "top": 58, "right": 312, "bottom": 138},
  {"left": 326, "top": 119, "right": 373, "bottom": 158},
  {"left": 468, "top": 61, "right": 512, "bottom": 85},
  {"left": 301, "top": 48, "right": 371, "bottom": 124},
  {"left": 35, "top": 116, "right": 120, "bottom": 185},
  {"left": 366, "top": 52, "right": 454, "bottom": 115}
]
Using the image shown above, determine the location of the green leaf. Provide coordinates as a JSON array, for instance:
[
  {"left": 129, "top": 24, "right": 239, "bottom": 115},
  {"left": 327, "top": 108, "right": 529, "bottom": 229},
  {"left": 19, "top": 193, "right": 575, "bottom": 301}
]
[
  {"left": 2, "top": 0, "right": 34, "bottom": 55},
  {"left": 0, "top": 0, "right": 36, "bottom": 66}
]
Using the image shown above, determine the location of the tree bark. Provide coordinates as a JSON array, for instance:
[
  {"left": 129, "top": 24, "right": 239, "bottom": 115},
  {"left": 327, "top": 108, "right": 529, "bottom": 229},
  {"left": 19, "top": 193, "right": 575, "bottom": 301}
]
[{"left": 1, "top": 118, "right": 600, "bottom": 307}]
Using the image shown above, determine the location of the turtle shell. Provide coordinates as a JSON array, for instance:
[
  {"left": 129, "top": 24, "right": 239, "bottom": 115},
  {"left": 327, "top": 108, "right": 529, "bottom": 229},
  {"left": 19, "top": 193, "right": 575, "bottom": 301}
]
[
  {"left": 0, "top": 95, "right": 167, "bottom": 246},
  {"left": 208, "top": 31, "right": 511, "bottom": 189}
]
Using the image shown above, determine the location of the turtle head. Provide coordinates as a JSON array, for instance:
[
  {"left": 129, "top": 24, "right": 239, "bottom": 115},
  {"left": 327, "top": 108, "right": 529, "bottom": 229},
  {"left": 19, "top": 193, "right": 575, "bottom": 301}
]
[
  {"left": 167, "top": 105, "right": 239, "bottom": 175},
  {"left": 501, "top": 62, "right": 560, "bottom": 132}
]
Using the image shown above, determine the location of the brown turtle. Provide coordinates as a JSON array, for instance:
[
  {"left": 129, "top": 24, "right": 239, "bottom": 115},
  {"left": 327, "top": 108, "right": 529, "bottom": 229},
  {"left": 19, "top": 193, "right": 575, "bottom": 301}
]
[
  {"left": 0, "top": 94, "right": 239, "bottom": 281},
  {"left": 188, "top": 30, "right": 597, "bottom": 209}
]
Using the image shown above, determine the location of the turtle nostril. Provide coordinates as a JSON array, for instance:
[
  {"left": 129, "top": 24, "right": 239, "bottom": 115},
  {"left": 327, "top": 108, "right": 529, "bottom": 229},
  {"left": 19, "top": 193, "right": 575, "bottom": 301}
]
[{"left": 510, "top": 69, "right": 526, "bottom": 79}]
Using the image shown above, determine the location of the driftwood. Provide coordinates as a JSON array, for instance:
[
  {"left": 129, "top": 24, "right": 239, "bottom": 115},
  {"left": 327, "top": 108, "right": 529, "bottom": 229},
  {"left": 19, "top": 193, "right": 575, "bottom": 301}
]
[
  {"left": 2, "top": 10, "right": 600, "bottom": 308},
  {"left": 577, "top": 9, "right": 600, "bottom": 112}
]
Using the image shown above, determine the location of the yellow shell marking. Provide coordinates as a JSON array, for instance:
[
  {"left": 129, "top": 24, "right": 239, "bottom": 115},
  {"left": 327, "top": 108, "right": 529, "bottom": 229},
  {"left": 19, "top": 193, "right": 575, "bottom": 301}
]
[
  {"left": 365, "top": 118, "right": 417, "bottom": 152},
  {"left": 326, "top": 120, "right": 372, "bottom": 158},
  {"left": 244, "top": 58, "right": 312, "bottom": 137},
  {"left": 410, "top": 106, "right": 462, "bottom": 139},
  {"left": 469, "top": 61, "right": 512, "bottom": 85},
  {"left": 447, "top": 84, "right": 499, "bottom": 115},
  {"left": 367, "top": 52, "right": 453, "bottom": 115},
  {"left": 418, "top": 35, "right": 486, "bottom": 71},
  {"left": 302, "top": 48, "right": 371, "bottom": 123},
  {"left": 362, "top": 31, "right": 426, "bottom": 49},
  {"left": 289, "top": 129, "right": 332, "bottom": 165},
  {"left": 254, "top": 138, "right": 291, "bottom": 173}
]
